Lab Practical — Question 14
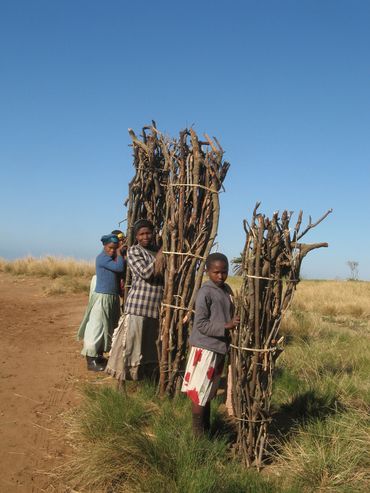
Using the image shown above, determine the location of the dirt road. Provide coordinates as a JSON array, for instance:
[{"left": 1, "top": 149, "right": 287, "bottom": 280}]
[{"left": 0, "top": 273, "right": 101, "bottom": 492}]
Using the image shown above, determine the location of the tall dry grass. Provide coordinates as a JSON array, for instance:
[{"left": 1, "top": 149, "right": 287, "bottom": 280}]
[{"left": 0, "top": 256, "right": 94, "bottom": 294}]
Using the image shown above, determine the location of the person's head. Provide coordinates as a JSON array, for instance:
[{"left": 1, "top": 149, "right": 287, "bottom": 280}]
[
  {"left": 206, "top": 253, "right": 229, "bottom": 287},
  {"left": 111, "top": 229, "right": 126, "bottom": 247},
  {"left": 101, "top": 234, "right": 119, "bottom": 256},
  {"left": 134, "top": 219, "right": 154, "bottom": 248}
]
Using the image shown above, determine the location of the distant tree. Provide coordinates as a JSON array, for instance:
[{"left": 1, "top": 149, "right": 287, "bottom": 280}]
[{"left": 347, "top": 260, "right": 359, "bottom": 281}]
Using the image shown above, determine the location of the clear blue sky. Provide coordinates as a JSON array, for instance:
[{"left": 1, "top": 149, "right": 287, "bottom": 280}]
[{"left": 1, "top": 0, "right": 369, "bottom": 279}]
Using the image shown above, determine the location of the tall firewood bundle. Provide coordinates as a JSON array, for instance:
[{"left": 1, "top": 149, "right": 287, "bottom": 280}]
[
  {"left": 124, "top": 123, "right": 230, "bottom": 395},
  {"left": 123, "top": 123, "right": 168, "bottom": 300},
  {"left": 230, "top": 203, "right": 332, "bottom": 469}
]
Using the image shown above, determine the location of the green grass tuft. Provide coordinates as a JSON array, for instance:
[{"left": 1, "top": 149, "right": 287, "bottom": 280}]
[
  {"left": 63, "top": 384, "right": 281, "bottom": 493},
  {"left": 274, "top": 409, "right": 370, "bottom": 492}
]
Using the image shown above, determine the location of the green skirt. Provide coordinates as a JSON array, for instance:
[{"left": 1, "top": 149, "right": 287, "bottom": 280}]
[{"left": 77, "top": 291, "right": 120, "bottom": 357}]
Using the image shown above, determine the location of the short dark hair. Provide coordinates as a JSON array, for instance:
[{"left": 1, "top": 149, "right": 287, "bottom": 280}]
[
  {"left": 206, "top": 252, "right": 229, "bottom": 269},
  {"left": 133, "top": 219, "right": 154, "bottom": 235},
  {"left": 111, "top": 229, "right": 124, "bottom": 236}
]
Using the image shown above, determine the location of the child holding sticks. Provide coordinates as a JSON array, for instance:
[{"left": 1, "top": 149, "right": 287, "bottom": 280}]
[{"left": 181, "top": 253, "right": 239, "bottom": 436}]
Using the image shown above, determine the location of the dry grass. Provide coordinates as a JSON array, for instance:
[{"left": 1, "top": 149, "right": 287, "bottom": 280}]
[
  {"left": 0, "top": 256, "right": 94, "bottom": 294},
  {"left": 272, "top": 408, "right": 370, "bottom": 492},
  {"left": 291, "top": 280, "right": 370, "bottom": 321}
]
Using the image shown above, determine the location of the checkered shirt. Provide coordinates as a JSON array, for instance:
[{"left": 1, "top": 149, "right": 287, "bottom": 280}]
[{"left": 124, "top": 245, "right": 163, "bottom": 319}]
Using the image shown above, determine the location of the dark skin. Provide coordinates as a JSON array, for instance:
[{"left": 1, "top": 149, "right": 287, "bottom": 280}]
[
  {"left": 192, "top": 259, "right": 240, "bottom": 428},
  {"left": 135, "top": 226, "right": 163, "bottom": 276},
  {"left": 103, "top": 242, "right": 120, "bottom": 257},
  {"left": 206, "top": 260, "right": 240, "bottom": 329}
]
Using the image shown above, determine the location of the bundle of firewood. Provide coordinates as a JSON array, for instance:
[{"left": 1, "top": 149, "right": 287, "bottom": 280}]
[
  {"left": 230, "top": 203, "right": 332, "bottom": 469},
  {"left": 124, "top": 123, "right": 230, "bottom": 395}
]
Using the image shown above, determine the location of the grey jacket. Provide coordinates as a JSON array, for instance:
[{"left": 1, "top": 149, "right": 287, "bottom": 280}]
[{"left": 189, "top": 280, "right": 234, "bottom": 355}]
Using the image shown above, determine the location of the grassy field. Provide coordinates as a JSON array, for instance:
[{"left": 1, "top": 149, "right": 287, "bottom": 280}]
[
  {"left": 0, "top": 256, "right": 94, "bottom": 294},
  {"left": 2, "top": 257, "right": 369, "bottom": 491}
]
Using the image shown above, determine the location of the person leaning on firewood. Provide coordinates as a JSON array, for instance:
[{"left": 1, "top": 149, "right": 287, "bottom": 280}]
[
  {"left": 77, "top": 234, "right": 125, "bottom": 371},
  {"left": 111, "top": 229, "right": 127, "bottom": 301},
  {"left": 181, "top": 253, "right": 240, "bottom": 436},
  {"left": 106, "top": 219, "right": 164, "bottom": 382}
]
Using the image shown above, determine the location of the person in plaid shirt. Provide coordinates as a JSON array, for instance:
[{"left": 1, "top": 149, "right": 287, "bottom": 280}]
[{"left": 106, "top": 220, "right": 164, "bottom": 381}]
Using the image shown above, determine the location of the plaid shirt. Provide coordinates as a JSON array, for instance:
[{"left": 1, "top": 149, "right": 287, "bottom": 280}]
[{"left": 124, "top": 245, "right": 163, "bottom": 319}]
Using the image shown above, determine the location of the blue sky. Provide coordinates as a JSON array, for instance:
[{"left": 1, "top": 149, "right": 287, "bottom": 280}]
[{"left": 0, "top": 0, "right": 369, "bottom": 279}]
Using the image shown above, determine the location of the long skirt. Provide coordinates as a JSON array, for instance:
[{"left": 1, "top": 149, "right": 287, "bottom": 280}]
[
  {"left": 77, "top": 292, "right": 120, "bottom": 357},
  {"left": 181, "top": 346, "right": 225, "bottom": 407},
  {"left": 106, "top": 313, "right": 159, "bottom": 381}
]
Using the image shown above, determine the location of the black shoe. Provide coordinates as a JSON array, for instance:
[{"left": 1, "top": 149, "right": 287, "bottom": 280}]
[
  {"left": 96, "top": 355, "right": 108, "bottom": 368},
  {"left": 86, "top": 356, "right": 106, "bottom": 372}
]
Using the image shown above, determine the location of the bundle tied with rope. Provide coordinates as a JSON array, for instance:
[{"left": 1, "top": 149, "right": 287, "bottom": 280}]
[
  {"left": 123, "top": 122, "right": 230, "bottom": 396},
  {"left": 230, "top": 203, "right": 332, "bottom": 469}
]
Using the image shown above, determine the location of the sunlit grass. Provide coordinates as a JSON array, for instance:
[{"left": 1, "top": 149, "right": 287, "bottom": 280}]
[
  {"left": 0, "top": 256, "right": 94, "bottom": 294},
  {"left": 63, "top": 384, "right": 280, "bottom": 493}
]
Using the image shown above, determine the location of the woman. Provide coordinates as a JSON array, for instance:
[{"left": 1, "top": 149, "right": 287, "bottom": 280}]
[
  {"left": 106, "top": 219, "right": 163, "bottom": 381},
  {"left": 77, "top": 234, "right": 125, "bottom": 372},
  {"left": 111, "top": 229, "right": 127, "bottom": 299}
]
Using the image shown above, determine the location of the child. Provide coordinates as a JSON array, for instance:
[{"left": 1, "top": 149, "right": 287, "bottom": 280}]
[
  {"left": 181, "top": 252, "right": 239, "bottom": 436},
  {"left": 106, "top": 219, "right": 164, "bottom": 381},
  {"left": 77, "top": 234, "right": 125, "bottom": 371}
]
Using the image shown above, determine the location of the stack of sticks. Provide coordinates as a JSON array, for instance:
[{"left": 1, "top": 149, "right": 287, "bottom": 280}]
[
  {"left": 124, "top": 123, "right": 230, "bottom": 395},
  {"left": 230, "top": 203, "right": 332, "bottom": 469}
]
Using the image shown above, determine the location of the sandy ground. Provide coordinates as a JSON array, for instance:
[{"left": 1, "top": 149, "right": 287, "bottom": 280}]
[{"left": 0, "top": 272, "right": 104, "bottom": 493}]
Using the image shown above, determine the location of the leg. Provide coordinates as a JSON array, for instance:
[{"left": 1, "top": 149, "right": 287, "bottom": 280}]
[
  {"left": 192, "top": 401, "right": 209, "bottom": 437},
  {"left": 204, "top": 401, "right": 211, "bottom": 432},
  {"left": 81, "top": 298, "right": 105, "bottom": 358}
]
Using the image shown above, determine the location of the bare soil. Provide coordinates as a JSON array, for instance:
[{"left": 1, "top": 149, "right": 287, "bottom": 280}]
[{"left": 0, "top": 273, "right": 104, "bottom": 493}]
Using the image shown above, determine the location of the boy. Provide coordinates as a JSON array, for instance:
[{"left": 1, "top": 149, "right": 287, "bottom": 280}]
[{"left": 181, "top": 253, "right": 239, "bottom": 436}]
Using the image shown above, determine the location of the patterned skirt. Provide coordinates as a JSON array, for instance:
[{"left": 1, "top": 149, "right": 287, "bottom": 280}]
[
  {"left": 106, "top": 313, "right": 159, "bottom": 381},
  {"left": 181, "top": 346, "right": 224, "bottom": 407}
]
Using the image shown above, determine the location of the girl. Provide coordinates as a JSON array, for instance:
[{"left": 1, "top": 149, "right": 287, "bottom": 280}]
[
  {"left": 181, "top": 253, "right": 239, "bottom": 436},
  {"left": 77, "top": 234, "right": 125, "bottom": 371}
]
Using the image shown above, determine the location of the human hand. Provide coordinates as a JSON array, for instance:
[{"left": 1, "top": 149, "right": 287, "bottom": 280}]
[
  {"left": 154, "top": 247, "right": 164, "bottom": 275},
  {"left": 225, "top": 316, "right": 240, "bottom": 330}
]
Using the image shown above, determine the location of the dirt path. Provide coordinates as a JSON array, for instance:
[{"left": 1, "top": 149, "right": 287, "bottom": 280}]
[{"left": 0, "top": 273, "right": 103, "bottom": 493}]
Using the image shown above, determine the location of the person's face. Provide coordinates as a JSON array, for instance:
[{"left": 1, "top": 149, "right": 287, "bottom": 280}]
[
  {"left": 104, "top": 242, "right": 118, "bottom": 256},
  {"left": 207, "top": 260, "right": 228, "bottom": 287},
  {"left": 136, "top": 227, "right": 153, "bottom": 247}
]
